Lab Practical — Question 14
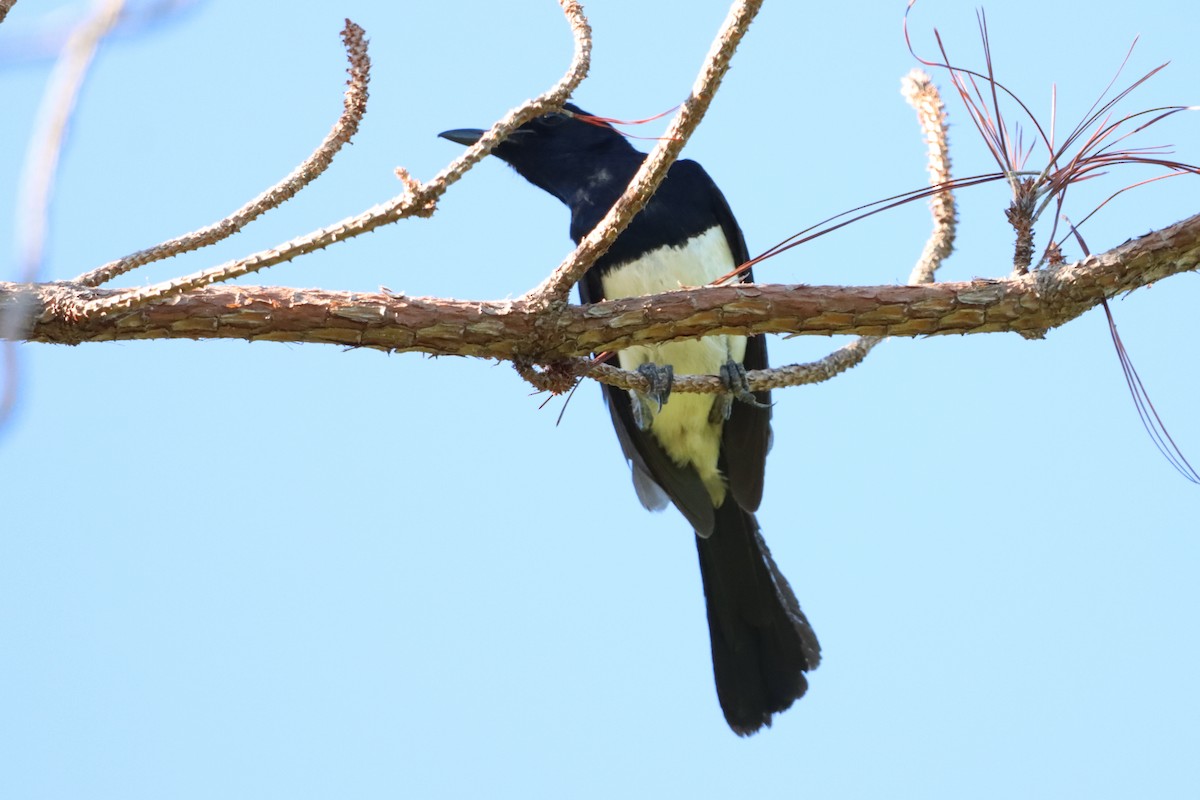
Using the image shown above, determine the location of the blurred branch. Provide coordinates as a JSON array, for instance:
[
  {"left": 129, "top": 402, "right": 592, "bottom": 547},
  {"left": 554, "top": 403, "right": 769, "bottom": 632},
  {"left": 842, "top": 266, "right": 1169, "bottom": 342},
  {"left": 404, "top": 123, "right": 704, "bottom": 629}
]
[
  {"left": 0, "top": 0, "right": 201, "bottom": 65},
  {"left": 0, "top": 0, "right": 17, "bottom": 25},
  {"left": 3, "top": 0, "right": 125, "bottom": 431},
  {"left": 14, "top": 0, "right": 124, "bottom": 284}
]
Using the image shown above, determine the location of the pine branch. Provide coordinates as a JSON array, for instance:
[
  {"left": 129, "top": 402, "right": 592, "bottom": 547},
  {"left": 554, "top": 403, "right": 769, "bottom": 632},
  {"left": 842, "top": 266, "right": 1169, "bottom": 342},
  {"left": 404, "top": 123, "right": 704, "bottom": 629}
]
[{"left": 7, "top": 208, "right": 1196, "bottom": 397}]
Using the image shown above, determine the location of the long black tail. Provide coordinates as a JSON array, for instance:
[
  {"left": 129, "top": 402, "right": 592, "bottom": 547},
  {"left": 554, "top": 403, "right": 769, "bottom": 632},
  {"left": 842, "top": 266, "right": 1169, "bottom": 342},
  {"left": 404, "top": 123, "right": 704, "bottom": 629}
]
[{"left": 695, "top": 499, "right": 821, "bottom": 735}]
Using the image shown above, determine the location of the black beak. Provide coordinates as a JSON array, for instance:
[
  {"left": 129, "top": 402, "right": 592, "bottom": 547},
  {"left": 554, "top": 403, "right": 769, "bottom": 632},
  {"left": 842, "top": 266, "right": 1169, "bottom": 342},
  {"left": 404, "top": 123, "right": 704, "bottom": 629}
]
[{"left": 438, "top": 128, "right": 485, "bottom": 146}]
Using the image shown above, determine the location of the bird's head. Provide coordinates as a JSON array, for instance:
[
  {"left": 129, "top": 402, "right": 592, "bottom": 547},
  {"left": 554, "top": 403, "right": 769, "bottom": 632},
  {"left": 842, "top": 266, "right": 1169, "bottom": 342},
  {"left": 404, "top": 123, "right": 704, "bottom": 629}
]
[{"left": 439, "top": 103, "right": 639, "bottom": 205}]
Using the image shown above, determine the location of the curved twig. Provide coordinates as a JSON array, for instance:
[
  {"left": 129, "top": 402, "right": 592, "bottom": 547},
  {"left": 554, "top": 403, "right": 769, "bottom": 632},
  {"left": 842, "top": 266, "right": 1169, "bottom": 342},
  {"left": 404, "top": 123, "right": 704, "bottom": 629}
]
[
  {"left": 77, "top": 0, "right": 592, "bottom": 318},
  {"left": 904, "top": 69, "right": 958, "bottom": 285},
  {"left": 524, "top": 0, "right": 764, "bottom": 307},
  {"left": 3, "top": 0, "right": 125, "bottom": 433},
  {"left": 75, "top": 19, "right": 372, "bottom": 288},
  {"left": 570, "top": 67, "right": 959, "bottom": 396},
  {"left": 753, "top": 68, "right": 958, "bottom": 391}
]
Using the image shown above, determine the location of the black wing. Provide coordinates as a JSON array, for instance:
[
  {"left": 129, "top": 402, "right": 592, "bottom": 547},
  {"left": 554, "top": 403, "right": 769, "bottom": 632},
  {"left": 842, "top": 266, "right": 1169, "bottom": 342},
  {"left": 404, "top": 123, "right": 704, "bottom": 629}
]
[
  {"left": 601, "top": 381, "right": 717, "bottom": 535},
  {"left": 702, "top": 168, "right": 772, "bottom": 513}
]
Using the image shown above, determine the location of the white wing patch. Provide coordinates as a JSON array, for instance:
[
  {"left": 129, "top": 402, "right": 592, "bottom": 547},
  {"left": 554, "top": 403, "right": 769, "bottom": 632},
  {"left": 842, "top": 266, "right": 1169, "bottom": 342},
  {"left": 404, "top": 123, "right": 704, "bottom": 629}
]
[{"left": 600, "top": 226, "right": 745, "bottom": 506}]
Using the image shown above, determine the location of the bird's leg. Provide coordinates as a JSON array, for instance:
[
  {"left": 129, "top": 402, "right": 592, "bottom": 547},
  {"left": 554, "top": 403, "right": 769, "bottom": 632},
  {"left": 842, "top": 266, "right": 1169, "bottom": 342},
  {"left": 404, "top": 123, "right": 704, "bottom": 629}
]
[
  {"left": 631, "top": 362, "right": 674, "bottom": 431},
  {"left": 711, "top": 359, "right": 770, "bottom": 422}
]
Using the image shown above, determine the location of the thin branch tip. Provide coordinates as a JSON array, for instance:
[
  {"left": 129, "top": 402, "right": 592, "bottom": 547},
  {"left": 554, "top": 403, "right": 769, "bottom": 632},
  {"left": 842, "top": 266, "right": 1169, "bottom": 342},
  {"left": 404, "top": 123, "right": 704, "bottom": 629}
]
[
  {"left": 525, "top": 0, "right": 764, "bottom": 308},
  {"left": 75, "top": 17, "right": 375, "bottom": 297}
]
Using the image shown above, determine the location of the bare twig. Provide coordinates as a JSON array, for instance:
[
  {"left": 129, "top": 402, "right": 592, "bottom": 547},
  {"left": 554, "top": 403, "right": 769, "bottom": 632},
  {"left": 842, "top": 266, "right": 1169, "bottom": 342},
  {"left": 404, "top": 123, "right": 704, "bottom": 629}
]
[
  {"left": 903, "top": 69, "right": 957, "bottom": 284},
  {"left": 577, "top": 68, "right": 960, "bottom": 397},
  {"left": 515, "top": 0, "right": 765, "bottom": 394},
  {"left": 75, "top": 19, "right": 372, "bottom": 288},
  {"left": 430, "top": 0, "right": 591, "bottom": 193},
  {"left": 755, "top": 68, "right": 959, "bottom": 390},
  {"left": 0, "top": 0, "right": 17, "bottom": 25},
  {"left": 77, "top": 0, "right": 592, "bottom": 319},
  {"left": 14, "top": 0, "right": 124, "bottom": 285},
  {"left": 524, "top": 0, "right": 764, "bottom": 307},
  {"left": 587, "top": 336, "right": 886, "bottom": 395}
]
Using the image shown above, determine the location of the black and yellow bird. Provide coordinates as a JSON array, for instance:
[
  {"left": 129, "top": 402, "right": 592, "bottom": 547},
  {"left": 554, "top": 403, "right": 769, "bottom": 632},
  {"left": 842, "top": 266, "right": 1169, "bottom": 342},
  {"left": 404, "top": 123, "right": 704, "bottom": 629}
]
[{"left": 441, "top": 104, "right": 820, "bottom": 735}]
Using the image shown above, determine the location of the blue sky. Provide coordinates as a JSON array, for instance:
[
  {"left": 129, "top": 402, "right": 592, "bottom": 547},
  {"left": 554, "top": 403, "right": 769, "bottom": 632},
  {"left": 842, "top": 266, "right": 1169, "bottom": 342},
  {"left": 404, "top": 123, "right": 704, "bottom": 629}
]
[{"left": 2, "top": 1, "right": 1198, "bottom": 797}]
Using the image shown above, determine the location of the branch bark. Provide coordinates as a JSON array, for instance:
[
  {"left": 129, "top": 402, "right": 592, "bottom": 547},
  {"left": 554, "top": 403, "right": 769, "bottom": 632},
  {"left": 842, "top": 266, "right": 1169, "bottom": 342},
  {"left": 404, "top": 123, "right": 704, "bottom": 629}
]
[{"left": 8, "top": 208, "right": 1197, "bottom": 384}]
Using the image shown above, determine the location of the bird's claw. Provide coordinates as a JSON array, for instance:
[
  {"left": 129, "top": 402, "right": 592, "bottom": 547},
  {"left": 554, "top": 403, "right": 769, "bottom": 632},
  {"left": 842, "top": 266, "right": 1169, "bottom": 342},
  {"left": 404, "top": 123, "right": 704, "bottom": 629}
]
[
  {"left": 717, "top": 359, "right": 770, "bottom": 419},
  {"left": 637, "top": 362, "right": 674, "bottom": 410},
  {"left": 631, "top": 362, "right": 674, "bottom": 431}
]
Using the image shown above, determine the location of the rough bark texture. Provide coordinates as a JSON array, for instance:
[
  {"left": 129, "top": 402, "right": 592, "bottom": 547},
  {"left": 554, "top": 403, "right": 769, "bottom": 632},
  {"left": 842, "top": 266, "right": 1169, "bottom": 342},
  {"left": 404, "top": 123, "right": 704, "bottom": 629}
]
[{"left": 4, "top": 210, "right": 1198, "bottom": 360}]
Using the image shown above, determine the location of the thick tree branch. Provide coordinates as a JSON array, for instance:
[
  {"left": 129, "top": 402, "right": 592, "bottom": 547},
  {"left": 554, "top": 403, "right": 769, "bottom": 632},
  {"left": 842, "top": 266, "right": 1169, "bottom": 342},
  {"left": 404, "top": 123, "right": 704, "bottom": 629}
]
[{"left": 8, "top": 209, "right": 1197, "bottom": 393}]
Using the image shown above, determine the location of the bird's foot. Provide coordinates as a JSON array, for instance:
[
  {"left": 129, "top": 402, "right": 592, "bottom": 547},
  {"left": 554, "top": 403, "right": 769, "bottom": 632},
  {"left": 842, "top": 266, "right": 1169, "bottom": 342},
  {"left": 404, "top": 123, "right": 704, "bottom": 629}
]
[
  {"left": 631, "top": 362, "right": 674, "bottom": 431},
  {"left": 711, "top": 359, "right": 770, "bottom": 422}
]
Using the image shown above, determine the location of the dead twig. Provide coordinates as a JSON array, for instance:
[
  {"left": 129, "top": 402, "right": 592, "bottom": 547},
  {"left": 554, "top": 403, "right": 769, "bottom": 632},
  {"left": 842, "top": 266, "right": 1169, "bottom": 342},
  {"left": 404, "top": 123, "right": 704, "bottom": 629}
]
[
  {"left": 76, "top": 0, "right": 592, "bottom": 319},
  {"left": 573, "top": 67, "right": 959, "bottom": 397},
  {"left": 524, "top": 0, "right": 764, "bottom": 309},
  {"left": 75, "top": 19, "right": 372, "bottom": 288},
  {"left": 755, "top": 68, "right": 958, "bottom": 392}
]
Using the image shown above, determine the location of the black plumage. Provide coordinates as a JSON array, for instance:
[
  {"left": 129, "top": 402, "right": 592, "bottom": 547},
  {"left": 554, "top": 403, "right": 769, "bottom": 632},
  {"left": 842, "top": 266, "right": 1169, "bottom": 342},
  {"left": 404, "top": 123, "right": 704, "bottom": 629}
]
[{"left": 440, "top": 104, "right": 820, "bottom": 735}]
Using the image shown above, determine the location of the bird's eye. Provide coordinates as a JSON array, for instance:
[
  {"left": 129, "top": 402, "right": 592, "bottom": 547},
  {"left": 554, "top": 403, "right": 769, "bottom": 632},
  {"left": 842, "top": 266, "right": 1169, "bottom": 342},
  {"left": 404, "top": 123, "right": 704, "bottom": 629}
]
[{"left": 539, "top": 112, "right": 569, "bottom": 127}]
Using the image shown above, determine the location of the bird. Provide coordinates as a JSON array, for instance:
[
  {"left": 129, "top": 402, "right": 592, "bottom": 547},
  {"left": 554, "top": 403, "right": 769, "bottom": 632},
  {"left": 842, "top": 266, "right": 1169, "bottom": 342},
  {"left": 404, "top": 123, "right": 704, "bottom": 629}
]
[{"left": 440, "top": 103, "right": 820, "bottom": 735}]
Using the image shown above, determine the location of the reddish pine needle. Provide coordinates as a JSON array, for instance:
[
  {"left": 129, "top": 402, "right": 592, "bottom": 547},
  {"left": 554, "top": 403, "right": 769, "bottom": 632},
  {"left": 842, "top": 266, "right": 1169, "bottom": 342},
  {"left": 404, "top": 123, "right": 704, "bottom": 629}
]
[
  {"left": 570, "top": 105, "right": 684, "bottom": 142},
  {"left": 1064, "top": 221, "right": 1199, "bottom": 484},
  {"left": 906, "top": 1, "right": 1197, "bottom": 268},
  {"left": 1101, "top": 298, "right": 1200, "bottom": 484}
]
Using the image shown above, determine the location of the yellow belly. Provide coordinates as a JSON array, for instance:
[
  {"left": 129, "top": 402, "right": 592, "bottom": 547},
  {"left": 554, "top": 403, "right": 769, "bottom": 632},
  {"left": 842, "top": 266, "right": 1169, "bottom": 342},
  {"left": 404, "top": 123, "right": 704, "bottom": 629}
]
[{"left": 600, "top": 227, "right": 744, "bottom": 505}]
